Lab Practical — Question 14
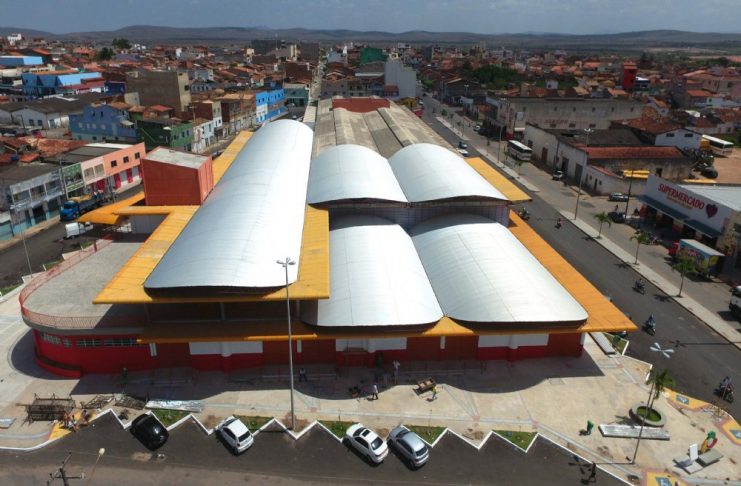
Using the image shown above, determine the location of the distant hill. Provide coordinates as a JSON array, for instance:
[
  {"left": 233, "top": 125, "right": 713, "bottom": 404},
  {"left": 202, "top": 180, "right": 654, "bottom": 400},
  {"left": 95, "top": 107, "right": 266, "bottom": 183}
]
[{"left": 1, "top": 25, "right": 740, "bottom": 49}]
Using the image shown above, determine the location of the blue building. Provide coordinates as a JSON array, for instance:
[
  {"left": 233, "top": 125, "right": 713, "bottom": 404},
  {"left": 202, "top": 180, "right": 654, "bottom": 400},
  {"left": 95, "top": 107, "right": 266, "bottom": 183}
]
[
  {"left": 69, "top": 103, "right": 138, "bottom": 143},
  {"left": 255, "top": 88, "right": 286, "bottom": 124},
  {"left": 21, "top": 72, "right": 104, "bottom": 98},
  {"left": 0, "top": 56, "right": 43, "bottom": 67}
]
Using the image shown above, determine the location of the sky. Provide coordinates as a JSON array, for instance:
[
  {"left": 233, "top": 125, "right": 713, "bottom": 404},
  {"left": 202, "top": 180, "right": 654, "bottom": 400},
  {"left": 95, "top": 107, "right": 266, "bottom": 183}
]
[{"left": 2, "top": 0, "right": 740, "bottom": 35}]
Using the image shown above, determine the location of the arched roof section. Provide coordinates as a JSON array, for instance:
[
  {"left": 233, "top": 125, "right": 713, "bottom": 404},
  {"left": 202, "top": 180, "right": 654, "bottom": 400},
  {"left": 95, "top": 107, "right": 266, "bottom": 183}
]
[
  {"left": 307, "top": 144, "right": 406, "bottom": 204},
  {"left": 411, "top": 214, "right": 588, "bottom": 324},
  {"left": 388, "top": 143, "right": 507, "bottom": 202},
  {"left": 145, "top": 120, "right": 314, "bottom": 291},
  {"left": 301, "top": 215, "right": 443, "bottom": 327}
]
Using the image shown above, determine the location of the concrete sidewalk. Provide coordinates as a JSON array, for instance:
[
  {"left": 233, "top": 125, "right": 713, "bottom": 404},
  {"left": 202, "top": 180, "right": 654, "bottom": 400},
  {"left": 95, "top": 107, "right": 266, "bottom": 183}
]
[{"left": 2, "top": 336, "right": 739, "bottom": 485}]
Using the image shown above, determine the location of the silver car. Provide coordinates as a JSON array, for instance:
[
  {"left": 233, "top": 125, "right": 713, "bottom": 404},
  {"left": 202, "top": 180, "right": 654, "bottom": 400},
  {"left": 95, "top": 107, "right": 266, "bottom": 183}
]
[
  {"left": 218, "top": 416, "right": 254, "bottom": 454},
  {"left": 345, "top": 423, "right": 389, "bottom": 464},
  {"left": 388, "top": 425, "right": 430, "bottom": 467}
]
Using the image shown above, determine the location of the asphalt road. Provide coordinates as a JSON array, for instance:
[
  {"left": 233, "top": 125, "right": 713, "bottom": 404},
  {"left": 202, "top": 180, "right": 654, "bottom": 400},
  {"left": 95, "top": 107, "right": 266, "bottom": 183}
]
[
  {"left": 0, "top": 414, "right": 623, "bottom": 485},
  {"left": 0, "top": 184, "right": 143, "bottom": 288},
  {"left": 421, "top": 98, "right": 741, "bottom": 417}
]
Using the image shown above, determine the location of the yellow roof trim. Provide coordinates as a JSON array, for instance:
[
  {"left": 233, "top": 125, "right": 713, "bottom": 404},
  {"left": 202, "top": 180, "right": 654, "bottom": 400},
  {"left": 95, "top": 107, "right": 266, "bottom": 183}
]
[
  {"left": 77, "top": 192, "right": 145, "bottom": 225},
  {"left": 508, "top": 211, "right": 636, "bottom": 333},
  {"left": 94, "top": 205, "right": 330, "bottom": 304},
  {"left": 212, "top": 131, "right": 253, "bottom": 184},
  {"left": 465, "top": 157, "right": 531, "bottom": 203}
]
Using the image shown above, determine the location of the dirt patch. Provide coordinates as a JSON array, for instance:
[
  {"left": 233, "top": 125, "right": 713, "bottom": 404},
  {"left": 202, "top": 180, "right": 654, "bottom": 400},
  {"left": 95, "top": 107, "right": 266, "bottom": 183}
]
[
  {"left": 282, "top": 413, "right": 310, "bottom": 432},
  {"left": 201, "top": 414, "right": 220, "bottom": 429}
]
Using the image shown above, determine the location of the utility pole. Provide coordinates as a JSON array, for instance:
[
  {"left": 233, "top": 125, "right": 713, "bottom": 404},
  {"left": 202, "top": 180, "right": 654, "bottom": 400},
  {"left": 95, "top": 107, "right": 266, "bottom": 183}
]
[
  {"left": 574, "top": 128, "right": 593, "bottom": 220},
  {"left": 47, "top": 452, "right": 83, "bottom": 486}
]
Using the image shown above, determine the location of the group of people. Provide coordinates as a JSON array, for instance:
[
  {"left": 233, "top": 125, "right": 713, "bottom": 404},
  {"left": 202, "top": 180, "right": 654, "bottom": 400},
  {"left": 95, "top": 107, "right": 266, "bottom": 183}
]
[{"left": 61, "top": 409, "right": 91, "bottom": 431}]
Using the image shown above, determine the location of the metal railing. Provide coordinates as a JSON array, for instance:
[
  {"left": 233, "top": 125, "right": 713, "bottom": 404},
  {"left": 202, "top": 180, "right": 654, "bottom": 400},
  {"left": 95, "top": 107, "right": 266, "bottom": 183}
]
[{"left": 18, "top": 236, "right": 146, "bottom": 330}]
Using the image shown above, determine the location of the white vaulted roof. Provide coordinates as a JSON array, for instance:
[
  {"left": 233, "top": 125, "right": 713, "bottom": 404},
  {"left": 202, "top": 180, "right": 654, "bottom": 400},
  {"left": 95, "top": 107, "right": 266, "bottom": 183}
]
[
  {"left": 388, "top": 143, "right": 507, "bottom": 202},
  {"left": 307, "top": 144, "right": 406, "bottom": 204},
  {"left": 301, "top": 215, "right": 443, "bottom": 327},
  {"left": 411, "top": 214, "right": 588, "bottom": 324},
  {"left": 145, "top": 120, "right": 314, "bottom": 291}
]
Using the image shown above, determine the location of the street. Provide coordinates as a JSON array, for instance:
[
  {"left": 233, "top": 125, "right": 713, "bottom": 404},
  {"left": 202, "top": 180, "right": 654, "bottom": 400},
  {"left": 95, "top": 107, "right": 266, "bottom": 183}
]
[
  {"left": 0, "top": 184, "right": 143, "bottom": 289},
  {"left": 420, "top": 94, "right": 741, "bottom": 417},
  {"left": 0, "top": 413, "right": 622, "bottom": 485}
]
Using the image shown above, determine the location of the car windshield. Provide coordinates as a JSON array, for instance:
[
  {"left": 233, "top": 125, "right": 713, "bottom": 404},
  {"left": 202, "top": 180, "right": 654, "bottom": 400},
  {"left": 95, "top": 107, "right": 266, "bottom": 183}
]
[
  {"left": 416, "top": 445, "right": 429, "bottom": 456},
  {"left": 63, "top": 202, "right": 76, "bottom": 209},
  {"left": 370, "top": 437, "right": 383, "bottom": 449},
  {"left": 238, "top": 431, "right": 252, "bottom": 442}
]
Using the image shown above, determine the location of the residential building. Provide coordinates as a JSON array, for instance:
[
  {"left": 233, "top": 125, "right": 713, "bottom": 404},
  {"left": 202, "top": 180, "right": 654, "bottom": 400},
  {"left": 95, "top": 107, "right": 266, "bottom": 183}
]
[
  {"left": 125, "top": 69, "right": 191, "bottom": 116},
  {"left": 69, "top": 102, "right": 138, "bottom": 143},
  {"left": 284, "top": 83, "right": 310, "bottom": 107},
  {"left": 0, "top": 56, "right": 43, "bottom": 67},
  {"left": 21, "top": 71, "right": 104, "bottom": 98},
  {"left": 384, "top": 59, "right": 416, "bottom": 99},
  {"left": 218, "top": 93, "right": 254, "bottom": 135},
  {"left": 621, "top": 118, "right": 701, "bottom": 150},
  {"left": 0, "top": 162, "right": 64, "bottom": 239},
  {"left": 191, "top": 118, "right": 217, "bottom": 154},
  {"left": 46, "top": 142, "right": 145, "bottom": 196},
  {"left": 137, "top": 118, "right": 193, "bottom": 151},
  {"left": 300, "top": 42, "right": 320, "bottom": 62},
  {"left": 255, "top": 88, "right": 286, "bottom": 124},
  {"left": 486, "top": 97, "right": 642, "bottom": 139},
  {"left": 0, "top": 92, "right": 104, "bottom": 129},
  {"left": 191, "top": 100, "right": 224, "bottom": 139}
]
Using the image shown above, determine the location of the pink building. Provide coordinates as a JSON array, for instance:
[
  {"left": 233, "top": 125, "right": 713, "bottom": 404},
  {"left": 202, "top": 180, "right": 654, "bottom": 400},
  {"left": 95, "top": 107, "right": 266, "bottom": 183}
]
[{"left": 66, "top": 142, "right": 145, "bottom": 194}]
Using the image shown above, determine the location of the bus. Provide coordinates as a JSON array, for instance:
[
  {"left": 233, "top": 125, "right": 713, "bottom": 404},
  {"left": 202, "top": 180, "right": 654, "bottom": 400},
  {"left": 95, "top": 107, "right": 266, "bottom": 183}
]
[
  {"left": 702, "top": 135, "right": 734, "bottom": 157},
  {"left": 507, "top": 140, "right": 533, "bottom": 161}
]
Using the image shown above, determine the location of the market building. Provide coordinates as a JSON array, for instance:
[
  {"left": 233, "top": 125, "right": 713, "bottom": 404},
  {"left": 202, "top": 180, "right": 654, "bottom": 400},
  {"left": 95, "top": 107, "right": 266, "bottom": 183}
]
[{"left": 20, "top": 109, "right": 632, "bottom": 377}]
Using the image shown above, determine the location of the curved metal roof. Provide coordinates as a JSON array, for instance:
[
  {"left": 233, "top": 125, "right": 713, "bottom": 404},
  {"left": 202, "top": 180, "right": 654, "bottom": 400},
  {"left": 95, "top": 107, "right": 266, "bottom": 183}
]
[
  {"left": 301, "top": 215, "right": 442, "bottom": 327},
  {"left": 411, "top": 214, "right": 588, "bottom": 324},
  {"left": 145, "top": 120, "right": 314, "bottom": 291},
  {"left": 388, "top": 143, "right": 508, "bottom": 202},
  {"left": 307, "top": 144, "right": 406, "bottom": 204}
]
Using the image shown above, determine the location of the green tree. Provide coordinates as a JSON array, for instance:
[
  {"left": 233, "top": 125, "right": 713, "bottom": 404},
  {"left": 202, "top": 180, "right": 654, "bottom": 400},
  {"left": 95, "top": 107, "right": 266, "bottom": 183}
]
[
  {"left": 593, "top": 212, "right": 611, "bottom": 238},
  {"left": 95, "top": 47, "right": 114, "bottom": 61},
  {"left": 112, "top": 38, "right": 132, "bottom": 50},
  {"left": 441, "top": 108, "right": 448, "bottom": 118},
  {"left": 671, "top": 250, "right": 698, "bottom": 297},
  {"left": 647, "top": 368, "right": 675, "bottom": 412},
  {"left": 629, "top": 231, "right": 652, "bottom": 265}
]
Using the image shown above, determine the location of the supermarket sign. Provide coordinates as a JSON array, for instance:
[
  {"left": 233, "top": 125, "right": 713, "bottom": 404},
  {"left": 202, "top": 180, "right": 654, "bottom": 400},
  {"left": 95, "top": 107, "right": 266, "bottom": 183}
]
[{"left": 646, "top": 175, "right": 731, "bottom": 233}]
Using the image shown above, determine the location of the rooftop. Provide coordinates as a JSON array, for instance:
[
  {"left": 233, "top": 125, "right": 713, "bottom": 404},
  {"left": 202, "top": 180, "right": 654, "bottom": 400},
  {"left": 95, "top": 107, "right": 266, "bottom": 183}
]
[
  {"left": 545, "top": 127, "right": 644, "bottom": 147},
  {"left": 0, "top": 162, "right": 59, "bottom": 184},
  {"left": 679, "top": 184, "right": 741, "bottom": 212},
  {"left": 144, "top": 147, "right": 210, "bottom": 169},
  {"left": 586, "top": 146, "right": 685, "bottom": 160}
]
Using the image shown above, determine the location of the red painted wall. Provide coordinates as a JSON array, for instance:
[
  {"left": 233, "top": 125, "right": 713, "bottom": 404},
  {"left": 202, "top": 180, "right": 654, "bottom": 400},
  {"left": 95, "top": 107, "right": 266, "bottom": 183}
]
[
  {"left": 332, "top": 97, "right": 390, "bottom": 113},
  {"left": 141, "top": 150, "right": 213, "bottom": 206}
]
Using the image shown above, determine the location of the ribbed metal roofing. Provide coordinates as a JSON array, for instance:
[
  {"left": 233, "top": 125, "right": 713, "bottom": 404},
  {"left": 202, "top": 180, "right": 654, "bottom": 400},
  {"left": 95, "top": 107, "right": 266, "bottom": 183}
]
[
  {"left": 301, "top": 215, "right": 443, "bottom": 327},
  {"left": 307, "top": 144, "right": 406, "bottom": 204},
  {"left": 144, "top": 120, "right": 314, "bottom": 291},
  {"left": 411, "top": 214, "right": 588, "bottom": 324},
  {"left": 388, "top": 143, "right": 507, "bottom": 202}
]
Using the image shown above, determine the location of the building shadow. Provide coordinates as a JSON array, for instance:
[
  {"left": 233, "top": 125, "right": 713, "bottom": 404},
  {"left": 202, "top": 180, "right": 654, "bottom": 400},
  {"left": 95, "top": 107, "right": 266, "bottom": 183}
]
[{"left": 8, "top": 328, "right": 65, "bottom": 380}]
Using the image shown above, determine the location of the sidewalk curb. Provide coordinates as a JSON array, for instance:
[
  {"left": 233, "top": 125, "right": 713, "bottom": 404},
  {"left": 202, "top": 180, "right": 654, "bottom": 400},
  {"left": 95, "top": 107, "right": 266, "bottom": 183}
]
[{"left": 0, "top": 283, "right": 24, "bottom": 303}]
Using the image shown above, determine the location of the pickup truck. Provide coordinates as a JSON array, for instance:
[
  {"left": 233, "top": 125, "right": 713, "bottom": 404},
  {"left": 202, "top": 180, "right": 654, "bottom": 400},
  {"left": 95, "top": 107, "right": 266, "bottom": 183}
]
[{"left": 59, "top": 193, "right": 104, "bottom": 221}]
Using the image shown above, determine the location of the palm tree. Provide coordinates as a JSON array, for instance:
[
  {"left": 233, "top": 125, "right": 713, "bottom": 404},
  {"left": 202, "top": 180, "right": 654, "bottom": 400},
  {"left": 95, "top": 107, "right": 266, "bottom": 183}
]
[
  {"left": 671, "top": 250, "right": 698, "bottom": 297},
  {"left": 629, "top": 231, "right": 652, "bottom": 265},
  {"left": 593, "top": 212, "right": 612, "bottom": 238},
  {"left": 647, "top": 368, "right": 675, "bottom": 412}
]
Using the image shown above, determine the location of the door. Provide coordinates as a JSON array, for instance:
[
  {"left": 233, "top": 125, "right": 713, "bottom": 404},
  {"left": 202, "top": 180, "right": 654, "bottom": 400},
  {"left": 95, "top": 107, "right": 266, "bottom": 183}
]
[
  {"left": 126, "top": 168, "right": 133, "bottom": 183},
  {"left": 541, "top": 147, "right": 548, "bottom": 163},
  {"left": 113, "top": 173, "right": 121, "bottom": 189}
]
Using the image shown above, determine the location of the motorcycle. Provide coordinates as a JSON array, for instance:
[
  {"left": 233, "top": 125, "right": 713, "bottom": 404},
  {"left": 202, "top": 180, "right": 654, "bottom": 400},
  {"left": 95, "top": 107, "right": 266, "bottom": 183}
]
[
  {"left": 643, "top": 316, "right": 656, "bottom": 336},
  {"left": 633, "top": 280, "right": 646, "bottom": 295},
  {"left": 519, "top": 208, "right": 531, "bottom": 221},
  {"left": 714, "top": 384, "right": 735, "bottom": 403}
]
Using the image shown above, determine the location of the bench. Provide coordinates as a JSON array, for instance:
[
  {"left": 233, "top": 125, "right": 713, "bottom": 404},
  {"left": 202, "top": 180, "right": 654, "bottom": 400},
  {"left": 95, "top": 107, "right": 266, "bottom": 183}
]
[
  {"left": 697, "top": 449, "right": 723, "bottom": 467},
  {"left": 416, "top": 377, "right": 436, "bottom": 394}
]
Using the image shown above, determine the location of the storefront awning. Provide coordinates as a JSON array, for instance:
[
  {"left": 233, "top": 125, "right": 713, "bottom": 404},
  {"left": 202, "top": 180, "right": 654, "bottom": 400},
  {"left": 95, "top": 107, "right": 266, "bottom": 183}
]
[{"left": 639, "top": 196, "right": 721, "bottom": 238}]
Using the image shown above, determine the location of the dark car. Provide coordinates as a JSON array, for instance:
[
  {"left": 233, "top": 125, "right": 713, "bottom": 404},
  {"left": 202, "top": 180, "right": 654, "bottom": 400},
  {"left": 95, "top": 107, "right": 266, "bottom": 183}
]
[
  {"left": 458, "top": 141, "right": 468, "bottom": 149},
  {"left": 552, "top": 170, "right": 564, "bottom": 181},
  {"left": 131, "top": 414, "right": 169, "bottom": 450},
  {"left": 608, "top": 211, "right": 626, "bottom": 223}
]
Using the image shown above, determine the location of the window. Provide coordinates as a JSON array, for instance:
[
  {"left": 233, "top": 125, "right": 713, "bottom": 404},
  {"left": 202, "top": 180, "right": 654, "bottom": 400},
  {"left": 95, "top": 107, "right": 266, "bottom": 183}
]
[
  {"left": 611, "top": 107, "right": 615, "bottom": 112},
  {"left": 100, "top": 123, "right": 106, "bottom": 130},
  {"left": 684, "top": 133, "right": 693, "bottom": 138},
  {"left": 592, "top": 107, "right": 596, "bottom": 112},
  {"left": 573, "top": 107, "right": 576, "bottom": 112},
  {"left": 123, "top": 156, "right": 129, "bottom": 163},
  {"left": 589, "top": 123, "right": 596, "bottom": 128},
  {"left": 111, "top": 160, "right": 117, "bottom": 168},
  {"left": 135, "top": 152, "right": 141, "bottom": 159},
  {"left": 656, "top": 168, "right": 663, "bottom": 177},
  {"left": 40, "top": 332, "right": 61, "bottom": 345},
  {"left": 630, "top": 107, "right": 635, "bottom": 112},
  {"left": 569, "top": 123, "right": 576, "bottom": 128},
  {"left": 76, "top": 338, "right": 102, "bottom": 348},
  {"left": 103, "top": 337, "right": 139, "bottom": 347},
  {"left": 553, "top": 107, "right": 557, "bottom": 112},
  {"left": 77, "top": 122, "right": 83, "bottom": 128},
  {"left": 550, "top": 123, "right": 557, "bottom": 128},
  {"left": 92, "top": 136, "right": 97, "bottom": 140}
]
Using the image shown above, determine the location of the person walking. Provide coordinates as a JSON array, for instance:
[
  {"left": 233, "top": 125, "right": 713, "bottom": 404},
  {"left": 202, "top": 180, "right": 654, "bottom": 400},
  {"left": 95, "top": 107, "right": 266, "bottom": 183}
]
[
  {"left": 392, "top": 360, "right": 400, "bottom": 384},
  {"left": 431, "top": 385, "right": 438, "bottom": 401},
  {"left": 555, "top": 217, "right": 563, "bottom": 229},
  {"left": 371, "top": 383, "right": 379, "bottom": 400},
  {"left": 299, "top": 367, "right": 307, "bottom": 382},
  {"left": 585, "top": 420, "right": 594, "bottom": 435},
  {"left": 588, "top": 462, "right": 597, "bottom": 483}
]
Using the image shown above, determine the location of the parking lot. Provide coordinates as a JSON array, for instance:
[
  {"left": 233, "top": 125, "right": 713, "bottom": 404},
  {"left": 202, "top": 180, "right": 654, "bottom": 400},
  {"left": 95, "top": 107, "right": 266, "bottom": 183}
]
[{"left": 0, "top": 413, "right": 625, "bottom": 485}]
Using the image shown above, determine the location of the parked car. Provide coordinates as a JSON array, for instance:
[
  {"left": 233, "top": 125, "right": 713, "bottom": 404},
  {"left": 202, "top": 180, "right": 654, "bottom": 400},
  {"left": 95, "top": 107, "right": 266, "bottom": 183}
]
[
  {"left": 388, "top": 426, "right": 430, "bottom": 468},
  {"left": 552, "top": 170, "right": 564, "bottom": 181},
  {"left": 474, "top": 124, "right": 481, "bottom": 132},
  {"left": 608, "top": 192, "right": 629, "bottom": 202},
  {"left": 345, "top": 423, "right": 389, "bottom": 464},
  {"left": 458, "top": 141, "right": 468, "bottom": 149},
  {"left": 217, "top": 416, "right": 254, "bottom": 454},
  {"left": 130, "top": 414, "right": 169, "bottom": 450},
  {"left": 457, "top": 148, "right": 469, "bottom": 156}
]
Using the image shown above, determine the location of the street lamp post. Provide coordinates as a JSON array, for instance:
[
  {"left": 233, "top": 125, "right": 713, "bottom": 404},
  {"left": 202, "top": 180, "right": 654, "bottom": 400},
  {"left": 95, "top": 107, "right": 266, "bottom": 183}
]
[
  {"left": 497, "top": 124, "right": 505, "bottom": 165},
  {"left": 630, "top": 343, "right": 674, "bottom": 464},
  {"left": 277, "top": 257, "right": 296, "bottom": 430},
  {"left": 574, "top": 128, "right": 593, "bottom": 220}
]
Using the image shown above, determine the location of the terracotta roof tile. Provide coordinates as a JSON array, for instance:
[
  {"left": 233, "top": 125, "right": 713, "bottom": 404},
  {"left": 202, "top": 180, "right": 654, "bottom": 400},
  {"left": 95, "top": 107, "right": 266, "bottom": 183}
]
[{"left": 586, "top": 146, "right": 684, "bottom": 159}]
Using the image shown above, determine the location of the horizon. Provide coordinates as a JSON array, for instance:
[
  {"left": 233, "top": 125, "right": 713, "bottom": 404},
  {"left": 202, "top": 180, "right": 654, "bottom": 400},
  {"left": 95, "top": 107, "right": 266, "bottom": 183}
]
[{"left": 1, "top": 0, "right": 740, "bottom": 36}]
